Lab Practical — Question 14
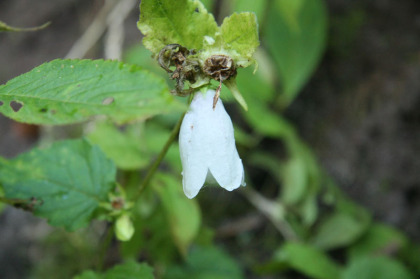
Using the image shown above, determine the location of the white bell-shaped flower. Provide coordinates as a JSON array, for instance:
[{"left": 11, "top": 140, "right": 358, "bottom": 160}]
[{"left": 179, "top": 89, "right": 245, "bottom": 199}]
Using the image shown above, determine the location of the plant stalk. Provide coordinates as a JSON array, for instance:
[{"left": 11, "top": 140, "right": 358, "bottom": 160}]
[{"left": 134, "top": 111, "right": 186, "bottom": 200}]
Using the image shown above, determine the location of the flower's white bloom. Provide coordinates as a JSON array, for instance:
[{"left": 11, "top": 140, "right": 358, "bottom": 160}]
[{"left": 179, "top": 89, "right": 245, "bottom": 199}]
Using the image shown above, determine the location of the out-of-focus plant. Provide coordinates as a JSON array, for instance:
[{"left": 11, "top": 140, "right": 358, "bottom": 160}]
[{"left": 0, "top": 1, "right": 419, "bottom": 278}]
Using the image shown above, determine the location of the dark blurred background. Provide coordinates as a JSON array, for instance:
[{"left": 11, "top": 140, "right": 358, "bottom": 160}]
[{"left": 1, "top": 0, "right": 420, "bottom": 278}]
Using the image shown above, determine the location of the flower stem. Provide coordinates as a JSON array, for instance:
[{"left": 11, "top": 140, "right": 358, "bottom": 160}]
[{"left": 134, "top": 112, "right": 186, "bottom": 201}]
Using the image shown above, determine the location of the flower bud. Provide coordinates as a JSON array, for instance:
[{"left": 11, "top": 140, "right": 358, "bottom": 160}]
[{"left": 115, "top": 214, "right": 135, "bottom": 242}]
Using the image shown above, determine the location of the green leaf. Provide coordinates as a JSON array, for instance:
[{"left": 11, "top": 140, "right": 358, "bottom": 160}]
[
  {"left": 276, "top": 0, "right": 304, "bottom": 31},
  {"left": 342, "top": 256, "right": 414, "bottom": 279},
  {"left": 87, "top": 122, "right": 149, "bottom": 170},
  {"left": 224, "top": 79, "right": 248, "bottom": 111},
  {"left": 281, "top": 156, "right": 307, "bottom": 204},
  {"left": 138, "top": 0, "right": 218, "bottom": 54},
  {"left": 243, "top": 100, "right": 296, "bottom": 139},
  {"left": 104, "top": 261, "right": 154, "bottom": 279},
  {"left": 298, "top": 193, "right": 318, "bottom": 226},
  {"left": 123, "top": 44, "right": 168, "bottom": 79},
  {"left": 400, "top": 242, "right": 420, "bottom": 276},
  {"left": 74, "top": 261, "right": 154, "bottom": 279},
  {"left": 154, "top": 173, "right": 201, "bottom": 255},
  {"left": 348, "top": 223, "right": 407, "bottom": 259},
  {"left": 144, "top": 121, "right": 182, "bottom": 172},
  {"left": 164, "top": 246, "right": 244, "bottom": 279},
  {"left": 234, "top": 50, "right": 294, "bottom": 139},
  {"left": 235, "top": 52, "right": 276, "bottom": 103},
  {"left": 312, "top": 212, "right": 368, "bottom": 250},
  {"left": 220, "top": 12, "right": 259, "bottom": 67},
  {"left": 0, "top": 59, "right": 185, "bottom": 125},
  {"left": 0, "top": 139, "right": 116, "bottom": 230},
  {"left": 121, "top": 194, "right": 179, "bottom": 263},
  {"left": 275, "top": 242, "right": 342, "bottom": 279},
  {"left": 265, "top": 0, "right": 327, "bottom": 105},
  {"left": 0, "top": 21, "right": 50, "bottom": 32},
  {"left": 312, "top": 201, "right": 371, "bottom": 250},
  {"left": 74, "top": 271, "right": 98, "bottom": 279}
]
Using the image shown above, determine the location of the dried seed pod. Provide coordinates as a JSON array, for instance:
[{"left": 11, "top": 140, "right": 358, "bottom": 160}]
[
  {"left": 203, "top": 55, "right": 237, "bottom": 81},
  {"left": 158, "top": 44, "right": 201, "bottom": 96},
  {"left": 157, "top": 44, "right": 189, "bottom": 73},
  {"left": 203, "top": 55, "right": 237, "bottom": 108}
]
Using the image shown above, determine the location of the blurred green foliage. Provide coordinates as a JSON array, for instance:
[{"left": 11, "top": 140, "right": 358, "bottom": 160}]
[{"left": 0, "top": 1, "right": 419, "bottom": 279}]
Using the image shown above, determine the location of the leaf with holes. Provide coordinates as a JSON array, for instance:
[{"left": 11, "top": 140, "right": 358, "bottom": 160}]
[
  {"left": 0, "top": 59, "right": 185, "bottom": 125},
  {"left": 138, "top": 0, "right": 218, "bottom": 54},
  {"left": 0, "top": 139, "right": 116, "bottom": 230},
  {"left": 220, "top": 12, "right": 259, "bottom": 68}
]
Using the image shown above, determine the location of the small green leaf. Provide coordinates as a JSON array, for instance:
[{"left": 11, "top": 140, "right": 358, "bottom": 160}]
[
  {"left": 0, "top": 21, "right": 50, "bottom": 32},
  {"left": 87, "top": 122, "right": 149, "bottom": 170},
  {"left": 224, "top": 78, "right": 248, "bottom": 111},
  {"left": 244, "top": 100, "right": 296, "bottom": 139},
  {"left": 281, "top": 156, "right": 307, "bottom": 204},
  {"left": 298, "top": 193, "right": 318, "bottom": 226},
  {"left": 154, "top": 174, "right": 201, "bottom": 255},
  {"left": 348, "top": 223, "right": 407, "bottom": 259},
  {"left": 220, "top": 12, "right": 259, "bottom": 67},
  {"left": 138, "top": 0, "right": 218, "bottom": 54},
  {"left": 0, "top": 59, "right": 185, "bottom": 125},
  {"left": 0, "top": 139, "right": 116, "bottom": 230},
  {"left": 342, "top": 256, "right": 415, "bottom": 279},
  {"left": 312, "top": 211, "right": 369, "bottom": 250},
  {"left": 312, "top": 201, "right": 371, "bottom": 250},
  {"left": 74, "top": 261, "right": 154, "bottom": 279},
  {"left": 265, "top": 0, "right": 327, "bottom": 106},
  {"left": 275, "top": 242, "right": 342, "bottom": 279},
  {"left": 164, "top": 246, "right": 244, "bottom": 279}
]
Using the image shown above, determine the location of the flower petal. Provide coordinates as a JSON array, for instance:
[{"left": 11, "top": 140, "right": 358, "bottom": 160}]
[
  {"left": 179, "top": 103, "right": 209, "bottom": 199},
  {"left": 204, "top": 91, "right": 245, "bottom": 191},
  {"left": 179, "top": 89, "right": 245, "bottom": 198}
]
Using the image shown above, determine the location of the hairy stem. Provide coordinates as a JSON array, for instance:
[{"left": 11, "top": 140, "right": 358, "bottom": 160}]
[{"left": 134, "top": 112, "right": 186, "bottom": 200}]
